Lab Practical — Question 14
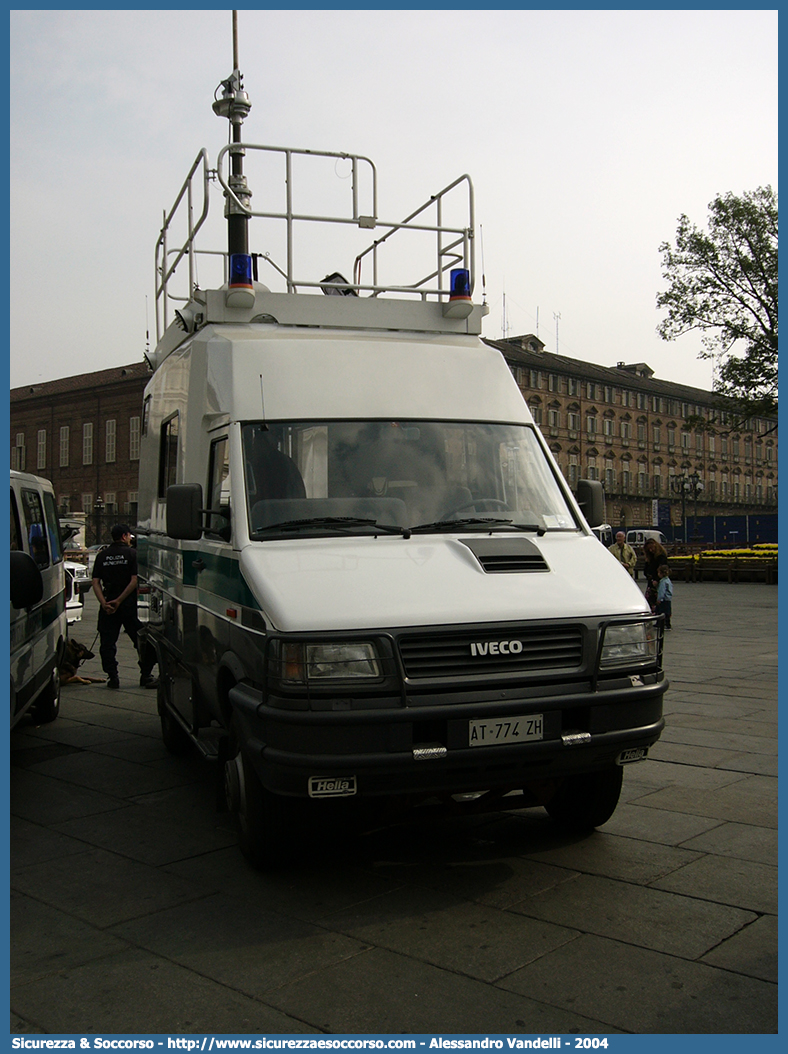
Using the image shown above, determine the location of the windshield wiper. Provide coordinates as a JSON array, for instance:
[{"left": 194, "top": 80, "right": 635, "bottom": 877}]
[
  {"left": 253, "top": 516, "right": 408, "bottom": 537},
  {"left": 410, "top": 517, "right": 546, "bottom": 536}
]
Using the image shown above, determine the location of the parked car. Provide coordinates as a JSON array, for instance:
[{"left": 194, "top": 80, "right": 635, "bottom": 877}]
[
  {"left": 10, "top": 470, "right": 68, "bottom": 726},
  {"left": 64, "top": 559, "right": 92, "bottom": 624},
  {"left": 591, "top": 524, "right": 614, "bottom": 547}
]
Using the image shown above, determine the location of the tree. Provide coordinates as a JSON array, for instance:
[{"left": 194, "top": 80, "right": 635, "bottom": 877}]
[{"left": 656, "top": 186, "right": 777, "bottom": 427}]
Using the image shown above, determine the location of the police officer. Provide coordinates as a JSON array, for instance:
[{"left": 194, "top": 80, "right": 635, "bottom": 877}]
[{"left": 92, "top": 524, "right": 157, "bottom": 689}]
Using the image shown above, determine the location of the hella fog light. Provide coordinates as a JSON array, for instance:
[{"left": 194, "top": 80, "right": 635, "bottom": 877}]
[{"left": 600, "top": 621, "right": 657, "bottom": 669}]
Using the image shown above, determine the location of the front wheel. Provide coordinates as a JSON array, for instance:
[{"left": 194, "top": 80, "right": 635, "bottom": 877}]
[
  {"left": 224, "top": 735, "right": 292, "bottom": 869},
  {"left": 33, "top": 668, "right": 60, "bottom": 724},
  {"left": 544, "top": 766, "right": 623, "bottom": 830}
]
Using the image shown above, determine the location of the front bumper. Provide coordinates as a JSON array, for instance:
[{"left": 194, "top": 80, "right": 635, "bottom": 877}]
[{"left": 229, "top": 676, "right": 666, "bottom": 799}]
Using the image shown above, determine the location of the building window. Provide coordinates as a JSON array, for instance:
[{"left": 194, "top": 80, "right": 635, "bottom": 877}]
[
  {"left": 605, "top": 460, "right": 615, "bottom": 488},
  {"left": 653, "top": 473, "right": 662, "bottom": 495},
  {"left": 568, "top": 454, "right": 578, "bottom": 486},
  {"left": 548, "top": 374, "right": 558, "bottom": 393},
  {"left": 637, "top": 393, "right": 648, "bottom": 410},
  {"left": 60, "top": 425, "right": 70, "bottom": 467},
  {"left": 637, "top": 421, "right": 646, "bottom": 446},
  {"left": 529, "top": 400, "right": 543, "bottom": 425},
  {"left": 681, "top": 431, "right": 690, "bottom": 451},
  {"left": 708, "top": 435, "right": 715, "bottom": 457},
  {"left": 125, "top": 491, "right": 139, "bottom": 518},
  {"left": 567, "top": 411, "right": 580, "bottom": 433},
  {"left": 586, "top": 414, "right": 596, "bottom": 435},
  {"left": 586, "top": 456, "right": 597, "bottom": 481},
  {"left": 59, "top": 494, "right": 71, "bottom": 513},
  {"left": 568, "top": 378, "right": 579, "bottom": 397},
  {"left": 696, "top": 433, "right": 704, "bottom": 455},
  {"left": 586, "top": 382, "right": 596, "bottom": 401},
  {"left": 620, "top": 420, "right": 630, "bottom": 442},
  {"left": 83, "top": 423, "right": 94, "bottom": 466},
  {"left": 37, "top": 429, "right": 46, "bottom": 470},
  {"left": 103, "top": 491, "right": 117, "bottom": 513},
  {"left": 638, "top": 470, "right": 647, "bottom": 494},
  {"left": 652, "top": 425, "right": 661, "bottom": 447},
  {"left": 105, "top": 419, "right": 117, "bottom": 463},
  {"left": 548, "top": 408, "right": 560, "bottom": 429},
  {"left": 529, "top": 370, "right": 541, "bottom": 389},
  {"left": 11, "top": 433, "right": 26, "bottom": 471},
  {"left": 621, "top": 468, "right": 631, "bottom": 492},
  {"left": 81, "top": 493, "right": 93, "bottom": 514},
  {"left": 603, "top": 417, "right": 615, "bottom": 440},
  {"left": 129, "top": 416, "right": 141, "bottom": 461},
  {"left": 604, "top": 386, "right": 613, "bottom": 404}
]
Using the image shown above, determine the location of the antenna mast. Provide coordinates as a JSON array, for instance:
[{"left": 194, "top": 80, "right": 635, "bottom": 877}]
[{"left": 213, "top": 10, "right": 254, "bottom": 304}]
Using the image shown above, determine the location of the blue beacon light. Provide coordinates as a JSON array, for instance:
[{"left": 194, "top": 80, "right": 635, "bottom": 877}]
[
  {"left": 226, "top": 253, "right": 255, "bottom": 307},
  {"left": 443, "top": 267, "right": 473, "bottom": 318}
]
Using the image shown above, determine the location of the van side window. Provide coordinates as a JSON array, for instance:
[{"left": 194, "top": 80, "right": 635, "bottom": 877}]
[
  {"left": 20, "top": 488, "right": 50, "bottom": 569},
  {"left": 206, "top": 437, "right": 231, "bottom": 540},
  {"left": 43, "top": 491, "right": 64, "bottom": 564},
  {"left": 10, "top": 490, "right": 22, "bottom": 551},
  {"left": 158, "top": 413, "right": 180, "bottom": 499},
  {"left": 142, "top": 395, "right": 152, "bottom": 437}
]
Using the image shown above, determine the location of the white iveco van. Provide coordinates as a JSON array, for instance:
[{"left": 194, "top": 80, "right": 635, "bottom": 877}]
[
  {"left": 137, "top": 58, "right": 667, "bottom": 866},
  {"left": 10, "top": 470, "right": 67, "bottom": 727}
]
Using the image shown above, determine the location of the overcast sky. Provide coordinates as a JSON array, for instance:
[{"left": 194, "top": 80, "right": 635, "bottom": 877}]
[{"left": 9, "top": 7, "right": 777, "bottom": 394}]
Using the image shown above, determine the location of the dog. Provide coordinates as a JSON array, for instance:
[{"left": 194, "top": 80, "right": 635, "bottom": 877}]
[{"left": 59, "top": 638, "right": 106, "bottom": 685}]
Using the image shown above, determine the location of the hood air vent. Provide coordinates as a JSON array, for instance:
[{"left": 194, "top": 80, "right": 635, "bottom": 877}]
[{"left": 460, "top": 536, "right": 549, "bottom": 574}]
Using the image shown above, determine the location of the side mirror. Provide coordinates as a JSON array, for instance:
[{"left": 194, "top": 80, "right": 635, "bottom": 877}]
[
  {"left": 576, "top": 479, "right": 606, "bottom": 528},
  {"left": 166, "top": 484, "right": 203, "bottom": 540},
  {"left": 10, "top": 550, "right": 44, "bottom": 608}
]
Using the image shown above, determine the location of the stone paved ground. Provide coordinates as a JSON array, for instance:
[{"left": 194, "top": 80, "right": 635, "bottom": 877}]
[{"left": 10, "top": 582, "right": 777, "bottom": 1035}]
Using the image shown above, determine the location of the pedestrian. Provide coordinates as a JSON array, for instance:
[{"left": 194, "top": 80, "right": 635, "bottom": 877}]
[
  {"left": 91, "top": 524, "right": 157, "bottom": 689},
  {"left": 656, "top": 564, "right": 673, "bottom": 630},
  {"left": 642, "top": 537, "right": 669, "bottom": 613},
  {"left": 608, "top": 531, "right": 637, "bottom": 576}
]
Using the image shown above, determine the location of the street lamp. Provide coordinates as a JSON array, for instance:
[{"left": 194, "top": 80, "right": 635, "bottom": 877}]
[
  {"left": 687, "top": 472, "right": 704, "bottom": 540},
  {"left": 670, "top": 474, "right": 691, "bottom": 543},
  {"left": 93, "top": 496, "right": 105, "bottom": 548}
]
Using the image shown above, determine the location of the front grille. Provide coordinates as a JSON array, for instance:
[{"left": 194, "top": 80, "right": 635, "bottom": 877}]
[{"left": 399, "top": 626, "right": 584, "bottom": 679}]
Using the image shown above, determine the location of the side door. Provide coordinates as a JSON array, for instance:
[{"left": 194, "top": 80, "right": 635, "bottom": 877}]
[{"left": 192, "top": 435, "right": 234, "bottom": 721}]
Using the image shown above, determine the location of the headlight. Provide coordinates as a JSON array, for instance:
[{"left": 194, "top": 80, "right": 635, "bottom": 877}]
[
  {"left": 279, "top": 642, "right": 381, "bottom": 684},
  {"left": 599, "top": 621, "right": 658, "bottom": 669}
]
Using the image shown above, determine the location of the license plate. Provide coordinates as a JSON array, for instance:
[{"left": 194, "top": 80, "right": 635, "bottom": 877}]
[{"left": 469, "top": 714, "right": 543, "bottom": 747}]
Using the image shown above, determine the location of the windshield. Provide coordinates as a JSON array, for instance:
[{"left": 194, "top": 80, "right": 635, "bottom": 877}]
[{"left": 243, "top": 421, "right": 578, "bottom": 537}]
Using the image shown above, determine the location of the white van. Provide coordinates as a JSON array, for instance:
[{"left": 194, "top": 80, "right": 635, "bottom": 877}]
[
  {"left": 10, "top": 471, "right": 67, "bottom": 727},
  {"left": 626, "top": 530, "right": 668, "bottom": 548},
  {"left": 137, "top": 60, "right": 667, "bottom": 866}
]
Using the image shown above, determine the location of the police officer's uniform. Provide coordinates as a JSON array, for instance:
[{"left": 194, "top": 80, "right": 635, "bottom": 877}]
[{"left": 92, "top": 538, "right": 156, "bottom": 688}]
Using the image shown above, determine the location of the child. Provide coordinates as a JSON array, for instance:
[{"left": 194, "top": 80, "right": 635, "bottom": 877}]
[{"left": 656, "top": 564, "right": 673, "bottom": 630}]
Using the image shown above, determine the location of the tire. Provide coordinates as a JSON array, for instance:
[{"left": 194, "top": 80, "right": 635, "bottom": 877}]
[
  {"left": 224, "top": 732, "right": 291, "bottom": 869},
  {"left": 157, "top": 680, "right": 192, "bottom": 756},
  {"left": 544, "top": 766, "right": 623, "bottom": 830},
  {"left": 33, "top": 668, "right": 60, "bottom": 724}
]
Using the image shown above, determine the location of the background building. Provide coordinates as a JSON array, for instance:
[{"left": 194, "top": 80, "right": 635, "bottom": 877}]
[
  {"left": 10, "top": 363, "right": 149, "bottom": 544},
  {"left": 10, "top": 345, "right": 778, "bottom": 541},
  {"left": 484, "top": 335, "right": 778, "bottom": 531}
]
